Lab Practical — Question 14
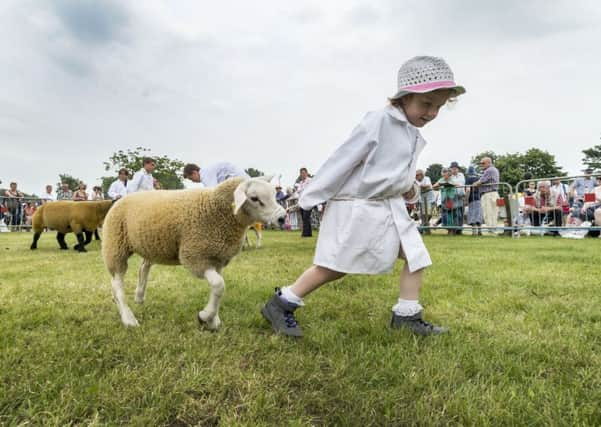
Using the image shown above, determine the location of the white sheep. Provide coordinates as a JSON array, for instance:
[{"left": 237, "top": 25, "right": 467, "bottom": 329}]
[{"left": 101, "top": 176, "right": 286, "bottom": 329}]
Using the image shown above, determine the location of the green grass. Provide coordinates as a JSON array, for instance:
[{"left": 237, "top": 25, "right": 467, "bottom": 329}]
[{"left": 1, "top": 230, "right": 600, "bottom": 426}]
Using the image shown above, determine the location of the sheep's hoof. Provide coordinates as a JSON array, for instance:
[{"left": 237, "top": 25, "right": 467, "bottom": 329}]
[
  {"left": 60, "top": 246, "right": 69, "bottom": 250},
  {"left": 30, "top": 245, "right": 37, "bottom": 250},
  {"left": 121, "top": 313, "right": 140, "bottom": 327},
  {"left": 197, "top": 311, "right": 221, "bottom": 331}
]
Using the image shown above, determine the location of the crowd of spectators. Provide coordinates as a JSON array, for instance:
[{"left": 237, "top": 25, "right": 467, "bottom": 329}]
[
  {"left": 2, "top": 161, "right": 599, "bottom": 237},
  {"left": 406, "top": 162, "right": 600, "bottom": 238}
]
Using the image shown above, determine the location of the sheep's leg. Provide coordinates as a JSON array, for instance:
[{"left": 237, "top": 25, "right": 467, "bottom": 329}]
[
  {"left": 84, "top": 230, "right": 93, "bottom": 245},
  {"left": 197, "top": 268, "right": 224, "bottom": 331},
  {"left": 255, "top": 227, "right": 262, "bottom": 248},
  {"left": 56, "top": 232, "right": 68, "bottom": 250},
  {"left": 112, "top": 273, "right": 139, "bottom": 327},
  {"left": 30, "top": 232, "right": 41, "bottom": 250},
  {"left": 94, "top": 228, "right": 101, "bottom": 241},
  {"left": 135, "top": 259, "right": 152, "bottom": 304},
  {"left": 74, "top": 233, "right": 87, "bottom": 252}
]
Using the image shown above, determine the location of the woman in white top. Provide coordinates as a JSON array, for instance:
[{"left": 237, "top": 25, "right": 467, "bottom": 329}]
[{"left": 261, "top": 56, "right": 466, "bottom": 337}]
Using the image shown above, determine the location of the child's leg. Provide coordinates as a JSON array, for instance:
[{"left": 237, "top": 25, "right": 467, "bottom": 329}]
[
  {"left": 289, "top": 265, "right": 345, "bottom": 298},
  {"left": 391, "top": 250, "right": 447, "bottom": 335},
  {"left": 399, "top": 263, "right": 422, "bottom": 300},
  {"left": 262, "top": 265, "right": 344, "bottom": 337}
]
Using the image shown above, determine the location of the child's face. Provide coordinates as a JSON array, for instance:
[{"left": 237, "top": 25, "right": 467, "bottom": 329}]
[{"left": 401, "top": 90, "right": 452, "bottom": 128}]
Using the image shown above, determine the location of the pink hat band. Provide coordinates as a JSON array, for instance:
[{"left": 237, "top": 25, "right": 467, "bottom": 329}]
[{"left": 400, "top": 80, "right": 458, "bottom": 93}]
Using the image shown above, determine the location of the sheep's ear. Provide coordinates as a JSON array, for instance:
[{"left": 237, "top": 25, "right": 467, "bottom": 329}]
[
  {"left": 233, "top": 181, "right": 249, "bottom": 214},
  {"left": 256, "top": 174, "right": 274, "bottom": 182}
]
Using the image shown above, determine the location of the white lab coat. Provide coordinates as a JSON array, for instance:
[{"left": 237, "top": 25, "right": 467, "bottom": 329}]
[
  {"left": 108, "top": 179, "right": 128, "bottom": 200},
  {"left": 183, "top": 178, "right": 205, "bottom": 189},
  {"left": 299, "top": 105, "right": 432, "bottom": 274},
  {"left": 128, "top": 169, "right": 154, "bottom": 193},
  {"left": 201, "top": 162, "right": 249, "bottom": 188}
]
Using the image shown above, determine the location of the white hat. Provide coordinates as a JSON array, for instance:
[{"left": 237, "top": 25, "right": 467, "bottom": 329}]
[{"left": 390, "top": 56, "right": 466, "bottom": 100}]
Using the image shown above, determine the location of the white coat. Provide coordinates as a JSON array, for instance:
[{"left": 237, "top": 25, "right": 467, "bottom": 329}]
[{"left": 299, "top": 105, "right": 432, "bottom": 274}]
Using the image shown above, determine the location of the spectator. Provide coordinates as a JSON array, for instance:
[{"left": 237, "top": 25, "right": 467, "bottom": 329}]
[
  {"left": 24, "top": 202, "right": 36, "bottom": 229},
  {"left": 183, "top": 163, "right": 204, "bottom": 189},
  {"left": 449, "top": 161, "right": 465, "bottom": 233},
  {"left": 199, "top": 161, "right": 249, "bottom": 188},
  {"left": 415, "top": 169, "right": 434, "bottom": 234},
  {"left": 128, "top": 157, "right": 156, "bottom": 193},
  {"left": 108, "top": 168, "right": 129, "bottom": 200},
  {"left": 576, "top": 175, "right": 601, "bottom": 224},
  {"left": 465, "top": 165, "right": 483, "bottom": 236},
  {"left": 569, "top": 167, "right": 596, "bottom": 211},
  {"left": 5, "top": 182, "right": 24, "bottom": 230},
  {"left": 433, "top": 168, "right": 462, "bottom": 235},
  {"left": 56, "top": 182, "right": 73, "bottom": 200},
  {"left": 296, "top": 167, "right": 313, "bottom": 237},
  {"left": 524, "top": 181, "right": 536, "bottom": 196},
  {"left": 551, "top": 178, "right": 570, "bottom": 223},
  {"left": 72, "top": 182, "right": 88, "bottom": 201},
  {"left": 523, "top": 180, "right": 562, "bottom": 234},
  {"left": 473, "top": 157, "right": 500, "bottom": 234},
  {"left": 91, "top": 186, "right": 104, "bottom": 201},
  {"left": 275, "top": 185, "right": 288, "bottom": 209},
  {"left": 153, "top": 178, "right": 162, "bottom": 190},
  {"left": 40, "top": 185, "right": 56, "bottom": 203}
]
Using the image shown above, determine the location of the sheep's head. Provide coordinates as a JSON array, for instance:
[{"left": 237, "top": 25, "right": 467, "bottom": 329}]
[{"left": 233, "top": 176, "right": 286, "bottom": 225}]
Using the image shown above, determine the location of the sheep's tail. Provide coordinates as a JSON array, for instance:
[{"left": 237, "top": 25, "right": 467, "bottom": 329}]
[{"left": 31, "top": 204, "right": 45, "bottom": 233}]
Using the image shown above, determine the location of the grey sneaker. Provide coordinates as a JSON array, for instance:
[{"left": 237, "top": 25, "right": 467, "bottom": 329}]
[
  {"left": 390, "top": 311, "right": 448, "bottom": 336},
  {"left": 261, "top": 288, "right": 303, "bottom": 337}
]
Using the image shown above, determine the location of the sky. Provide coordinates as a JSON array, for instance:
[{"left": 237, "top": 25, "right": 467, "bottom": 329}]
[{"left": 1, "top": 0, "right": 600, "bottom": 195}]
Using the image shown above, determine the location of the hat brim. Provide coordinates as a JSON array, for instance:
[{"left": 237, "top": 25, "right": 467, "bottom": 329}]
[{"left": 390, "top": 83, "right": 466, "bottom": 100}]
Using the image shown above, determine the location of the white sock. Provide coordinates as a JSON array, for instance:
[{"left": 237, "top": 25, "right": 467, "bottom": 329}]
[
  {"left": 280, "top": 286, "right": 305, "bottom": 306},
  {"left": 392, "top": 299, "right": 423, "bottom": 316}
]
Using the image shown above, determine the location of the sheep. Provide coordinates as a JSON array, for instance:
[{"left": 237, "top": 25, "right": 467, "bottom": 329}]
[
  {"left": 101, "top": 176, "right": 286, "bottom": 329},
  {"left": 243, "top": 222, "right": 263, "bottom": 249},
  {"left": 30, "top": 200, "right": 113, "bottom": 252}
]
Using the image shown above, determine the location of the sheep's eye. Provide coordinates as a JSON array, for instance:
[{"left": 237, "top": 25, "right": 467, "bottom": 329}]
[{"left": 250, "top": 196, "right": 259, "bottom": 202}]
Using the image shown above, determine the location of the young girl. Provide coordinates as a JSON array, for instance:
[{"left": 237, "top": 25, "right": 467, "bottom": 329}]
[{"left": 261, "top": 56, "right": 466, "bottom": 337}]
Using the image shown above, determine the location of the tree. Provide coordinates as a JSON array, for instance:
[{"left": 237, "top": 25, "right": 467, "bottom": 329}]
[
  {"left": 245, "top": 167, "right": 264, "bottom": 178},
  {"left": 101, "top": 147, "right": 184, "bottom": 192},
  {"left": 520, "top": 148, "right": 565, "bottom": 181},
  {"left": 582, "top": 144, "right": 601, "bottom": 170},
  {"left": 490, "top": 149, "right": 565, "bottom": 188},
  {"left": 56, "top": 173, "right": 83, "bottom": 191},
  {"left": 425, "top": 163, "right": 443, "bottom": 183},
  {"left": 495, "top": 153, "right": 524, "bottom": 188}
]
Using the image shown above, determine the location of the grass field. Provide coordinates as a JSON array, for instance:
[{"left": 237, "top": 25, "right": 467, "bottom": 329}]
[{"left": 1, "top": 230, "right": 600, "bottom": 426}]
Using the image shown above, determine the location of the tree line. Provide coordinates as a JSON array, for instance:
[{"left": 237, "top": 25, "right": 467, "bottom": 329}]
[
  {"left": 425, "top": 144, "right": 601, "bottom": 186},
  {"left": 50, "top": 143, "right": 601, "bottom": 195}
]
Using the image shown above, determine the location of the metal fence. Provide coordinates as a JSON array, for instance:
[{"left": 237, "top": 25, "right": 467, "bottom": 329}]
[
  {"left": 411, "top": 174, "right": 601, "bottom": 238},
  {"left": 513, "top": 174, "right": 601, "bottom": 238},
  {"left": 412, "top": 182, "right": 515, "bottom": 236},
  {"left": 0, "top": 196, "right": 42, "bottom": 232}
]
